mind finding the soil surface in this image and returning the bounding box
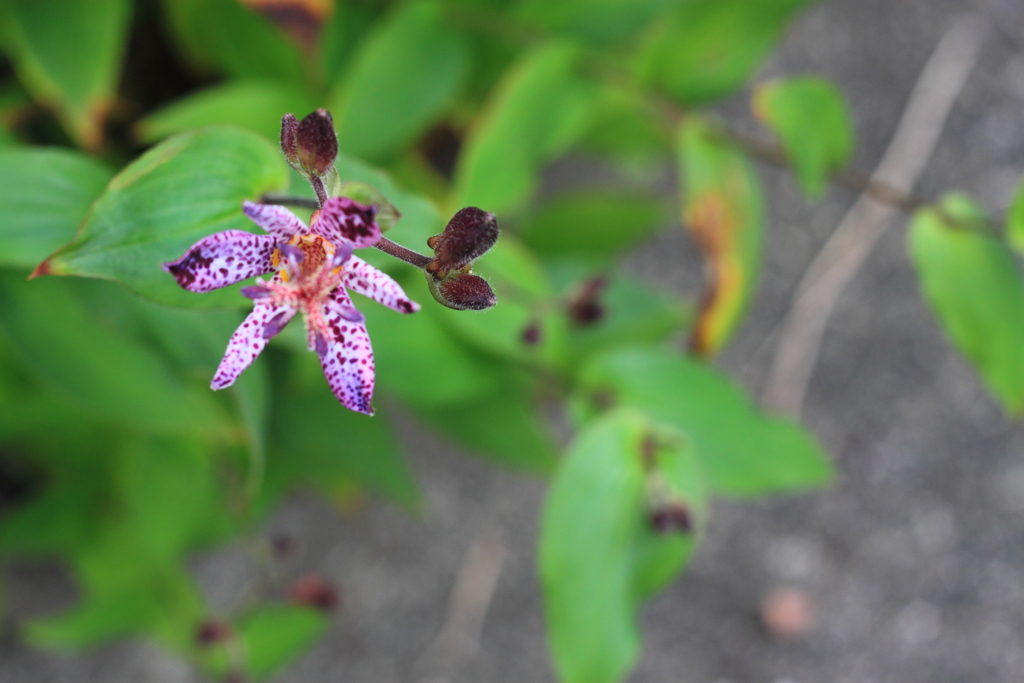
[4,1,1024,681]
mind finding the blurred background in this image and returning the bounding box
[3,0,1024,682]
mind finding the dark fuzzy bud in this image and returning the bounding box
[567,276,607,327]
[427,271,497,311]
[196,619,233,647]
[649,502,693,534]
[282,109,338,178]
[280,113,300,167]
[288,573,340,612]
[426,207,499,279]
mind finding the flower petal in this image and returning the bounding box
[242,201,307,240]
[318,288,375,415]
[313,197,381,248]
[211,302,294,389]
[163,230,278,293]
[343,256,420,314]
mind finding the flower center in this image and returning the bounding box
[258,233,359,355]
[272,233,338,283]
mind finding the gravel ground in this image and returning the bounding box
[5,1,1024,681]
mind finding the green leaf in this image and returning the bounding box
[361,275,502,407]
[577,83,671,162]
[0,0,131,148]
[578,347,833,496]
[159,0,305,82]
[412,387,559,474]
[319,1,377,86]
[517,190,671,262]
[0,148,112,269]
[1006,177,1024,256]
[118,301,270,486]
[264,382,419,510]
[0,273,233,437]
[540,408,706,683]
[677,118,765,356]
[0,476,104,557]
[429,234,567,367]
[136,81,317,145]
[565,275,691,363]
[909,193,1024,415]
[116,437,225,561]
[633,0,815,105]
[42,127,290,308]
[475,233,550,298]
[515,0,677,46]
[430,296,552,365]
[330,0,469,161]
[239,605,329,678]
[27,526,204,648]
[27,582,162,648]
[454,42,597,214]
[753,76,854,199]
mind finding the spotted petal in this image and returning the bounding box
[163,230,277,293]
[242,201,307,240]
[343,256,420,314]
[313,197,381,248]
[212,302,296,389]
[318,287,375,414]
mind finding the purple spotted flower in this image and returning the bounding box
[162,197,420,415]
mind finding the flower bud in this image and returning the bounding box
[335,181,401,232]
[426,271,497,311]
[521,321,541,345]
[280,113,300,167]
[281,109,338,178]
[270,534,296,560]
[196,619,233,647]
[567,276,607,327]
[288,573,340,612]
[648,502,693,534]
[426,207,499,279]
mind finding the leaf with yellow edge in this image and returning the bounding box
[677,118,765,356]
[0,0,131,150]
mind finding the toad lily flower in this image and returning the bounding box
[162,197,420,415]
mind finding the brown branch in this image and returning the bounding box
[761,16,987,417]
[719,127,928,214]
[416,534,507,679]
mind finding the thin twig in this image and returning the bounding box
[719,128,928,214]
[761,16,987,417]
[261,193,319,209]
[417,534,507,680]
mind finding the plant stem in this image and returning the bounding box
[310,176,328,208]
[374,236,432,269]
